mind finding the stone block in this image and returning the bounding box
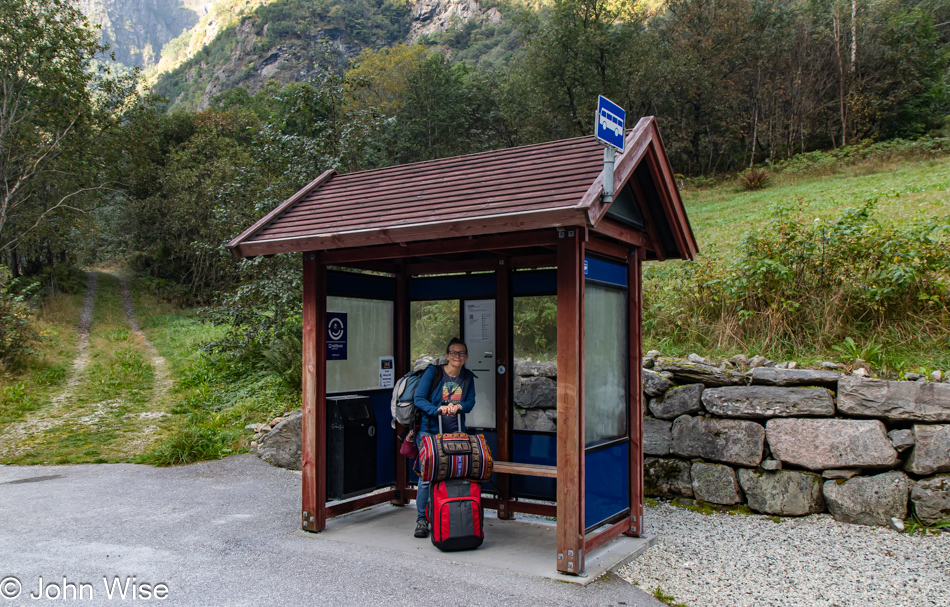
[910,475,950,526]
[888,429,915,453]
[766,419,897,471]
[643,369,673,397]
[671,415,765,467]
[904,425,950,475]
[653,359,748,387]
[257,411,302,470]
[822,472,910,527]
[837,376,950,422]
[513,408,556,432]
[702,386,835,418]
[691,462,743,505]
[644,457,693,498]
[737,469,825,516]
[514,375,556,409]
[514,359,557,378]
[644,417,672,456]
[750,367,841,388]
[649,383,704,420]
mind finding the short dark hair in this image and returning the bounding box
[446,337,467,353]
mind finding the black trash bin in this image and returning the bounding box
[326,395,377,501]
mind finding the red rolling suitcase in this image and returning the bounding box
[426,478,484,551]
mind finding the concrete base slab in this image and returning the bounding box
[296,502,655,586]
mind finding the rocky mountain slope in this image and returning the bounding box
[78,0,205,68]
[79,0,517,109]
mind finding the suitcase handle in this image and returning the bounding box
[438,411,465,435]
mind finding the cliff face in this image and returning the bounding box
[78,0,209,68]
[408,0,503,42]
[83,0,508,110]
[182,22,353,110]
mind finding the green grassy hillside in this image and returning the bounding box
[645,144,950,371]
[683,151,950,252]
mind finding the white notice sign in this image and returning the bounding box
[379,356,395,389]
[465,301,494,345]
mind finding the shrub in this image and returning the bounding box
[142,425,236,466]
[261,329,302,391]
[643,201,950,356]
[740,168,772,190]
[0,267,38,368]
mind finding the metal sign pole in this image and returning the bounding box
[602,146,616,204]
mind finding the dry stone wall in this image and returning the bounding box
[644,357,950,527]
[252,356,950,528]
[513,356,950,528]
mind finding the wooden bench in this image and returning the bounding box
[492,461,558,478]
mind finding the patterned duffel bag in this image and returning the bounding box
[419,430,493,483]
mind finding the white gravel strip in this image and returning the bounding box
[617,501,950,607]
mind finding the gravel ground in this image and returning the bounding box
[617,501,950,607]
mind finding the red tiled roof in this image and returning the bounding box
[228,117,697,259]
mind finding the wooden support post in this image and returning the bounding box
[626,247,645,536]
[495,255,513,520]
[301,252,327,532]
[556,228,585,575]
[392,261,410,506]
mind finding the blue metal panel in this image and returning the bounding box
[365,392,396,487]
[512,270,556,296]
[512,432,557,500]
[327,270,395,300]
[584,442,630,530]
[410,274,495,300]
[331,390,396,487]
[584,256,627,288]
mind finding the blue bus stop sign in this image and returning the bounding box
[595,95,626,153]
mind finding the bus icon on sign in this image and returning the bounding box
[599,107,623,137]
[595,95,626,152]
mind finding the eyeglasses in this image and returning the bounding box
[446,351,468,358]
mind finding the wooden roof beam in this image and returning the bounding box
[319,228,567,266]
[227,169,335,259]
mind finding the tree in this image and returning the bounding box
[345,44,429,117]
[382,54,505,164]
[0,0,109,251]
[513,0,646,142]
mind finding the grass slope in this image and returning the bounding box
[648,153,950,371]
[683,156,950,253]
[0,271,298,465]
[0,273,169,464]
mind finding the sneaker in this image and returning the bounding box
[414,520,429,538]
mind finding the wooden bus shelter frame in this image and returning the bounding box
[228,117,697,576]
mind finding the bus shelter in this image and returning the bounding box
[227,117,697,576]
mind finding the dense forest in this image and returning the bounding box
[2,0,950,371]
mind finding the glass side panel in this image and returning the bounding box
[410,300,460,361]
[326,297,393,393]
[513,295,557,432]
[583,283,627,445]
